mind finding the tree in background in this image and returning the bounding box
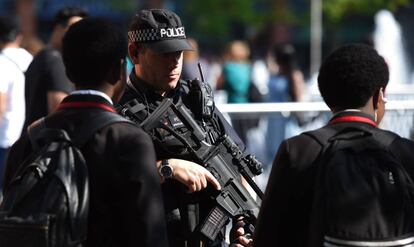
[324,0,409,24]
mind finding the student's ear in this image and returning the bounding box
[379,88,388,104]
[373,87,388,110]
[128,43,139,64]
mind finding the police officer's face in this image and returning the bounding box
[138,47,183,95]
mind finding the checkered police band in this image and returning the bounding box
[128,26,186,43]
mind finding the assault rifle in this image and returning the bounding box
[121,97,263,242]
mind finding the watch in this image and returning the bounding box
[159,159,174,179]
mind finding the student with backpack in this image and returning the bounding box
[1,18,169,247]
[253,44,414,246]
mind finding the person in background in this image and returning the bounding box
[21,36,44,56]
[217,40,253,144]
[4,17,169,247]
[0,15,32,196]
[23,6,88,133]
[182,37,201,80]
[265,44,306,168]
[181,37,211,84]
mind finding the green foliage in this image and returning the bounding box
[106,0,137,12]
[323,0,410,23]
[180,0,319,45]
[181,0,273,42]
[178,0,410,46]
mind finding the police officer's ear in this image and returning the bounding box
[128,43,139,64]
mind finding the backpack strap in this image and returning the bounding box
[304,125,399,150]
[370,128,399,150]
[71,111,132,147]
[303,126,338,147]
[19,111,131,212]
[20,112,131,196]
[28,111,132,148]
[301,127,336,246]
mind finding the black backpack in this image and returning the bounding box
[305,126,414,247]
[0,111,130,247]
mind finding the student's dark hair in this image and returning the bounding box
[0,15,19,43]
[62,17,127,87]
[317,43,389,110]
[53,6,89,27]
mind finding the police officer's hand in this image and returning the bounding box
[229,216,254,247]
[169,159,221,193]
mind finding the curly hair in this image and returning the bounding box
[317,43,389,110]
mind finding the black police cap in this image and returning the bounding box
[128,9,194,54]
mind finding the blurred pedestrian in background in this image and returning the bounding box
[0,15,32,197]
[265,44,306,168]
[23,6,88,133]
[217,40,253,144]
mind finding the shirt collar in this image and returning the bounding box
[331,109,362,118]
[329,109,376,127]
[70,90,113,105]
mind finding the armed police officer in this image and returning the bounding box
[117,9,258,247]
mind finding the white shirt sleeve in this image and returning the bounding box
[0,66,12,93]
